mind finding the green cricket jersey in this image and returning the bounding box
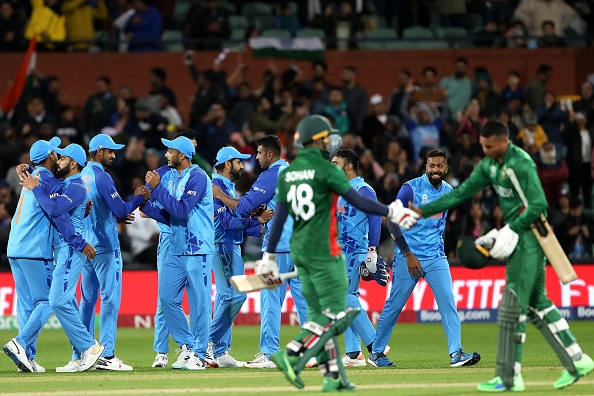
[276,147,352,257]
[421,142,548,234]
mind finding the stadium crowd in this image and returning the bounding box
[1,1,594,269]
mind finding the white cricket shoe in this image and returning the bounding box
[217,351,245,368]
[77,340,105,372]
[56,360,80,373]
[341,353,367,367]
[30,359,46,372]
[243,352,276,369]
[152,353,168,368]
[204,342,219,368]
[3,338,33,372]
[182,353,205,370]
[96,356,133,371]
[171,345,192,369]
[305,357,318,368]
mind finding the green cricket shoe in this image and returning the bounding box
[321,377,356,392]
[270,350,304,389]
[553,353,594,389]
[477,374,525,392]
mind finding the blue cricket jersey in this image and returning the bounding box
[32,174,88,250]
[337,177,381,255]
[7,167,60,259]
[147,165,175,235]
[82,161,144,254]
[394,174,452,261]
[149,165,215,256]
[212,174,262,244]
[236,159,293,253]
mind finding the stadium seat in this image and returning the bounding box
[220,1,236,14]
[172,1,192,24]
[415,40,449,49]
[434,27,469,39]
[567,38,587,47]
[229,15,249,30]
[363,15,387,29]
[261,29,292,39]
[253,15,276,30]
[358,28,398,50]
[162,30,184,52]
[243,2,272,17]
[402,26,435,39]
[296,28,326,39]
[230,28,246,41]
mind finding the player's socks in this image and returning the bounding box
[346,351,360,359]
[366,343,373,353]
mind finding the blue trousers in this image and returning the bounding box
[75,250,123,359]
[373,256,462,355]
[159,254,212,358]
[259,253,307,356]
[343,252,376,354]
[209,243,247,357]
[50,246,95,355]
[153,232,171,354]
[10,258,53,359]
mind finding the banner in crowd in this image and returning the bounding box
[0,265,593,329]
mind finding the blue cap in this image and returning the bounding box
[215,146,251,166]
[30,136,61,164]
[56,144,87,166]
[161,137,195,159]
[89,134,125,152]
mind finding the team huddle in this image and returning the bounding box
[3,115,594,393]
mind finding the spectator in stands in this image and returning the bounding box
[361,94,388,149]
[249,96,290,135]
[558,197,594,258]
[156,91,183,131]
[16,96,55,138]
[196,101,236,166]
[489,204,504,231]
[387,69,414,122]
[496,107,519,141]
[497,19,536,49]
[516,113,548,156]
[62,0,107,51]
[56,105,84,146]
[537,20,567,47]
[435,0,466,28]
[536,141,570,207]
[277,1,300,37]
[124,98,168,150]
[111,97,135,135]
[440,57,473,122]
[573,81,594,124]
[410,66,446,118]
[124,0,162,52]
[501,70,525,106]
[83,76,117,136]
[127,207,159,267]
[473,73,500,119]
[0,179,17,218]
[535,90,569,152]
[324,87,350,135]
[312,0,363,49]
[406,103,442,164]
[474,19,508,48]
[550,189,571,229]
[228,82,256,129]
[563,111,594,209]
[182,0,231,51]
[526,63,553,111]
[25,0,66,49]
[462,200,490,239]
[0,1,24,52]
[342,66,368,134]
[301,60,331,114]
[513,0,584,37]
[480,0,513,26]
[147,67,176,108]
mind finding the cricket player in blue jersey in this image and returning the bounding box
[143,136,215,370]
[3,138,95,373]
[369,149,481,368]
[212,135,308,369]
[206,146,272,368]
[331,149,389,367]
[16,144,105,373]
[61,134,148,372]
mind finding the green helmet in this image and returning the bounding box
[294,115,339,147]
[456,237,491,270]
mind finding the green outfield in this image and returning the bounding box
[0,323,593,395]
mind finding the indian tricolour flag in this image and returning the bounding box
[249,37,324,61]
[1,35,37,120]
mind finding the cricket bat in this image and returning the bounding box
[230,270,298,292]
[505,168,577,284]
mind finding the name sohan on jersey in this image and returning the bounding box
[285,169,316,182]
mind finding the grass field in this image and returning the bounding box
[0,323,593,395]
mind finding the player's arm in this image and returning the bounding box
[97,171,145,218]
[359,186,381,248]
[419,162,491,217]
[32,182,86,217]
[264,201,289,254]
[139,200,171,225]
[152,170,205,218]
[388,183,413,254]
[235,173,276,216]
[51,212,89,252]
[215,198,260,231]
[507,162,549,233]
[245,224,264,237]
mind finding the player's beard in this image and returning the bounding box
[428,171,445,186]
[230,168,241,181]
[55,163,70,179]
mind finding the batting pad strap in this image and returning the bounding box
[518,314,527,323]
[531,305,555,320]
[548,318,569,333]
[515,333,526,344]
[303,321,326,336]
[567,343,583,358]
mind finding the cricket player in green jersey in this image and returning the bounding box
[257,115,420,392]
[411,119,593,392]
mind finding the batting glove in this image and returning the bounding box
[387,200,420,230]
[365,247,378,273]
[475,228,500,247]
[489,225,519,259]
[255,252,279,278]
[374,256,390,286]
